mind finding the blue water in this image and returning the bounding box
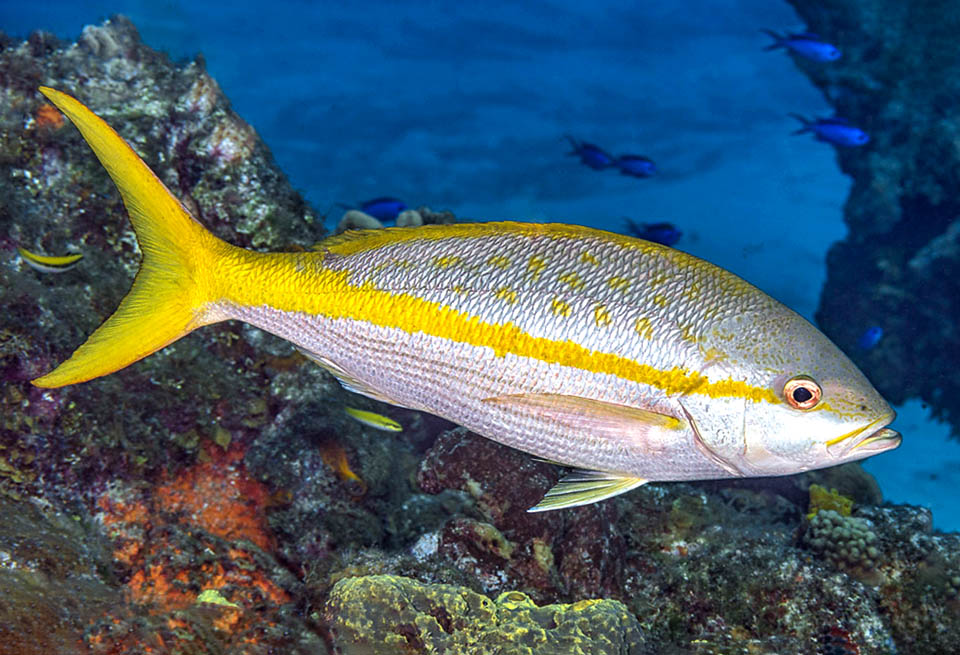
[7,1,957,531]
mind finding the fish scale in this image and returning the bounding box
[32,87,901,511]
[220,227,755,480]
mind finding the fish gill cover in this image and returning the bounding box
[0,3,958,655]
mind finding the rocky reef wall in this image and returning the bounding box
[788,0,960,436]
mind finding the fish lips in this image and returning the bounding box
[826,423,901,459]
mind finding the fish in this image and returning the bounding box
[614,155,657,178]
[623,220,681,247]
[17,247,83,273]
[857,326,883,351]
[790,114,870,147]
[565,135,615,170]
[317,440,367,496]
[31,87,901,512]
[348,197,407,224]
[345,406,403,432]
[762,30,841,62]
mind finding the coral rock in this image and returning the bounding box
[324,574,650,655]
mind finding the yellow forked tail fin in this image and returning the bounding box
[32,87,232,388]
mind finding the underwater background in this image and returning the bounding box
[9,0,954,528]
[3,1,959,653]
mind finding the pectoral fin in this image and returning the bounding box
[297,347,418,410]
[529,469,648,512]
[482,393,683,454]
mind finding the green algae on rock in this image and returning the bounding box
[324,574,650,655]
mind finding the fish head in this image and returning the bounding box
[690,307,900,477]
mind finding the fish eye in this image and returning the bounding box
[783,375,822,410]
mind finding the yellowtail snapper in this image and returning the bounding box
[32,88,901,511]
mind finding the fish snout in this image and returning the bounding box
[825,420,901,459]
[850,427,901,454]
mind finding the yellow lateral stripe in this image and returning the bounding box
[824,423,869,447]
[217,250,778,403]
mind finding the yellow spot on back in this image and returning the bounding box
[558,271,585,291]
[684,280,702,301]
[488,254,511,269]
[703,347,725,363]
[634,317,653,339]
[494,287,518,304]
[527,255,547,281]
[607,276,630,293]
[653,294,668,308]
[649,272,669,288]
[594,304,612,327]
[433,255,463,269]
[580,251,599,266]
[550,297,571,317]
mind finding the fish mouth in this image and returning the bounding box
[825,418,901,458]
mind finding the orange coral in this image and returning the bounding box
[95,442,289,615]
[87,441,294,652]
[154,443,274,550]
[35,103,65,129]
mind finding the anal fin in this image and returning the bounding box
[528,469,648,512]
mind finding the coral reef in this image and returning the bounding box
[2,14,959,655]
[324,574,650,655]
[803,509,881,577]
[786,0,960,435]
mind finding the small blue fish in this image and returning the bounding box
[565,135,615,170]
[790,114,869,147]
[623,219,682,247]
[857,326,883,351]
[340,197,407,223]
[615,154,657,178]
[763,30,841,62]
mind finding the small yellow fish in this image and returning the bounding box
[345,407,402,432]
[317,440,367,497]
[17,247,83,273]
[31,88,900,512]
